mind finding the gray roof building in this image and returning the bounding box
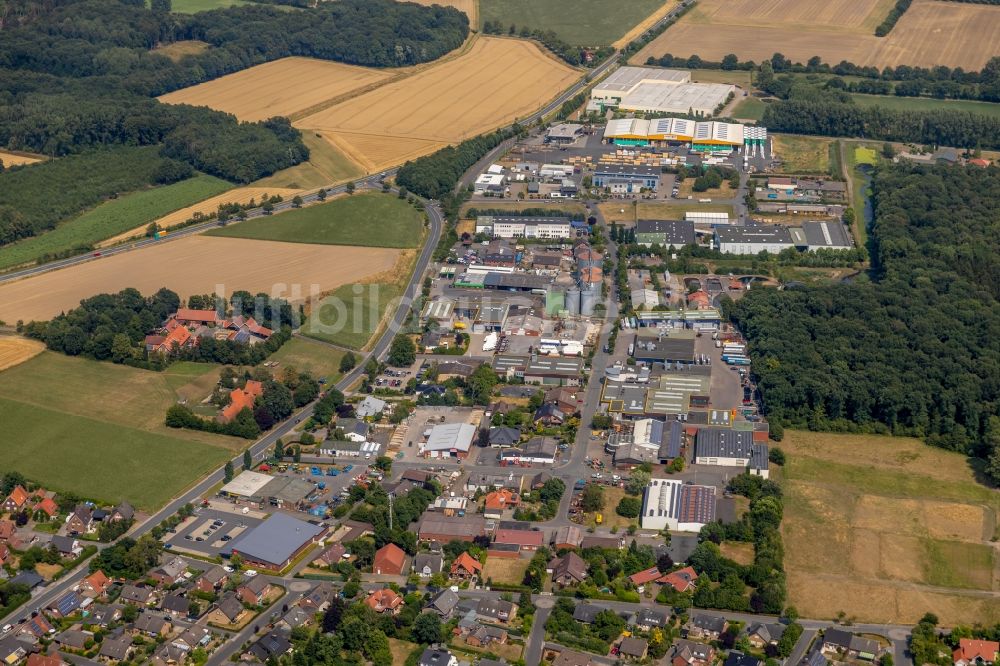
[227,513,325,569]
[799,221,853,250]
[215,594,245,623]
[695,429,767,470]
[632,336,697,363]
[488,427,521,447]
[636,219,696,247]
[427,589,460,617]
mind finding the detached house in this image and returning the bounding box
[364,588,403,615]
[81,570,111,598]
[954,639,999,666]
[218,381,264,424]
[372,543,407,576]
[672,639,716,666]
[687,613,727,640]
[450,552,483,581]
[413,553,443,577]
[237,576,271,606]
[66,505,95,535]
[195,566,228,594]
[109,503,134,524]
[747,623,786,649]
[1,486,29,513]
[483,489,519,520]
[150,557,187,587]
[547,552,588,588]
[659,566,698,592]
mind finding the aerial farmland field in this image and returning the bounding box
[158,57,398,122]
[779,430,1000,625]
[296,36,580,172]
[0,337,45,372]
[0,236,402,323]
[632,0,1000,70]
[480,0,670,46]
[0,150,45,167]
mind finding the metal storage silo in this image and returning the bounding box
[580,285,599,316]
[566,287,581,316]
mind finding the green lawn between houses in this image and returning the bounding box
[0,174,231,271]
[205,191,424,249]
[479,0,667,46]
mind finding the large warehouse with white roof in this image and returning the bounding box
[590,67,736,116]
[603,117,765,153]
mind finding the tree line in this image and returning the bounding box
[874,0,912,36]
[480,20,611,67]
[727,164,1000,479]
[20,287,298,369]
[647,52,1000,103]
[761,99,1000,150]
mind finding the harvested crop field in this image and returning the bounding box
[102,187,302,246]
[0,150,45,167]
[296,37,579,170]
[0,236,402,323]
[780,430,1000,625]
[0,337,45,372]
[159,57,397,122]
[255,132,363,190]
[631,0,1000,71]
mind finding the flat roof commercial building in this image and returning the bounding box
[640,478,717,532]
[546,123,584,143]
[636,219,696,247]
[694,429,769,478]
[418,514,486,543]
[604,117,764,153]
[475,216,574,240]
[796,221,853,250]
[593,164,660,192]
[422,423,476,459]
[523,356,585,386]
[228,513,326,570]
[591,67,734,117]
[715,225,794,255]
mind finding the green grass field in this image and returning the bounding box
[206,192,424,248]
[266,336,346,383]
[851,94,1000,119]
[0,175,231,271]
[732,97,766,121]
[854,146,878,166]
[480,0,667,46]
[0,353,241,508]
[169,0,248,13]
[303,281,404,350]
[254,131,363,190]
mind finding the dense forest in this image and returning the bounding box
[0,0,468,248]
[20,287,297,369]
[761,99,1000,150]
[728,165,1000,478]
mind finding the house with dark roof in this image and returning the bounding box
[725,651,762,666]
[119,585,155,606]
[802,649,827,666]
[672,639,716,666]
[573,603,603,624]
[634,608,669,630]
[413,552,443,577]
[66,505,94,535]
[54,630,91,651]
[159,594,191,618]
[488,427,521,448]
[237,576,271,606]
[299,582,334,612]
[427,589,459,618]
[477,598,517,624]
[620,637,648,660]
[50,535,82,558]
[110,503,134,523]
[99,637,133,662]
[821,629,853,654]
[133,613,171,637]
[248,632,292,662]
[687,613,727,640]
[419,647,458,666]
[279,606,312,631]
[213,594,246,625]
[48,591,82,618]
[150,556,187,586]
[747,623,786,649]
[195,566,228,593]
[547,552,588,587]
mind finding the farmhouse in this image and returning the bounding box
[635,219,696,248]
[227,512,326,570]
[694,429,769,478]
[954,639,999,666]
[450,552,483,580]
[714,225,794,255]
[590,67,734,116]
[640,478,717,531]
[218,380,264,423]
[372,543,406,576]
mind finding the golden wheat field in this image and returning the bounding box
[632,0,1000,70]
[0,150,45,167]
[0,337,46,372]
[158,57,397,122]
[296,37,579,170]
[0,237,402,323]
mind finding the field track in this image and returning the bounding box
[158,57,396,122]
[0,236,402,323]
[632,0,1000,70]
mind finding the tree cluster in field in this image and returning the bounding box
[762,98,1000,149]
[20,287,297,369]
[0,146,186,250]
[396,125,522,200]
[728,165,1000,478]
[687,473,785,614]
[90,534,162,580]
[874,0,912,36]
[480,20,612,67]
[650,52,1000,103]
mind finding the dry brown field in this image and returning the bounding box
[0,237,402,323]
[631,0,1000,71]
[153,40,210,61]
[719,541,755,566]
[99,186,302,247]
[296,37,579,169]
[481,556,531,585]
[612,0,679,48]
[779,430,1000,625]
[0,337,45,372]
[0,150,45,167]
[322,132,446,173]
[158,57,396,122]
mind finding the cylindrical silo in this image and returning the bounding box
[566,287,581,316]
[580,286,598,316]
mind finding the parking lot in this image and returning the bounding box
[163,507,263,557]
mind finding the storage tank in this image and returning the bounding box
[580,286,599,316]
[566,287,581,316]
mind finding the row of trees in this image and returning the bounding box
[647,53,1000,102]
[729,165,1000,476]
[874,0,912,36]
[480,21,611,67]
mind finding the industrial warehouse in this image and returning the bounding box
[589,67,736,116]
[603,117,767,154]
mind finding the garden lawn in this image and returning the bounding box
[266,336,346,383]
[732,97,766,121]
[480,0,668,46]
[0,174,231,271]
[206,192,423,248]
[303,281,404,350]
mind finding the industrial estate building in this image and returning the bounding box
[589,67,735,116]
[694,429,769,478]
[715,222,853,254]
[603,117,766,154]
[593,164,661,193]
[227,513,326,570]
[635,219,696,247]
[639,478,717,531]
[475,216,574,239]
